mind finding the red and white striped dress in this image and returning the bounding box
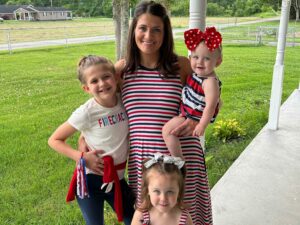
[122,66,213,225]
[141,209,190,225]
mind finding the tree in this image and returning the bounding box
[120,0,129,59]
[113,0,129,60]
[112,0,121,60]
[291,0,300,21]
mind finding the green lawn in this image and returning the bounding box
[0,42,299,224]
[0,16,272,44]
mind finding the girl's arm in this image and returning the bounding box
[48,122,82,161]
[193,77,220,137]
[49,122,104,175]
[131,210,143,225]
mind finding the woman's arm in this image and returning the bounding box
[131,210,143,225]
[178,55,192,85]
[170,56,196,137]
[115,59,126,87]
[49,122,104,175]
[186,212,194,225]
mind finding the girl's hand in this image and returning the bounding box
[170,117,198,137]
[83,150,105,176]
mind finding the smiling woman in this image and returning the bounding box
[134,13,164,63]
[114,1,213,224]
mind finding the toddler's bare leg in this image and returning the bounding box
[162,116,186,158]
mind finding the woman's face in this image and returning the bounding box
[134,13,164,57]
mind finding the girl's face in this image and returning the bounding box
[82,64,117,107]
[190,42,222,77]
[147,169,179,214]
[134,13,164,58]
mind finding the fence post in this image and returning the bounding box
[256,26,263,45]
[64,26,68,47]
[292,27,295,47]
[6,29,12,54]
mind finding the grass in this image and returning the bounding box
[0,41,299,224]
[0,16,271,44]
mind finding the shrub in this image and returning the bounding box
[213,119,246,143]
[207,3,225,16]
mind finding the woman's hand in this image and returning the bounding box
[78,135,104,175]
[83,150,104,175]
[170,117,198,137]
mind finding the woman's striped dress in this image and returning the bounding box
[122,66,213,225]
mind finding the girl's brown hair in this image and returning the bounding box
[137,157,186,212]
[123,0,179,77]
[77,55,115,84]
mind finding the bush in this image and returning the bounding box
[207,3,225,16]
[170,1,189,16]
[213,119,246,143]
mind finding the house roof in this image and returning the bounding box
[32,7,70,12]
[0,5,70,14]
[0,5,22,14]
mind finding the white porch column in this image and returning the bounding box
[189,0,206,30]
[268,0,291,130]
[189,0,207,150]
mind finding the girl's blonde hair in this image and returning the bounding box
[137,157,186,212]
[77,55,115,84]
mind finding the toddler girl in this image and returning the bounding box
[163,27,223,157]
[131,153,193,225]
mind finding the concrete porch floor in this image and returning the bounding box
[211,89,300,225]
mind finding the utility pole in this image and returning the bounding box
[50,0,53,7]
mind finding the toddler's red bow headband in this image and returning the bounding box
[184,27,222,52]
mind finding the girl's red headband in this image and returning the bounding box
[184,27,222,52]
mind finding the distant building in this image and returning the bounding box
[0,5,72,21]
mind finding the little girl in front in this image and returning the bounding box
[48,55,134,225]
[131,153,193,225]
[163,27,223,157]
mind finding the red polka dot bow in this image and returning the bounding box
[184,26,222,52]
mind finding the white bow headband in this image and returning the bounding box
[144,153,185,169]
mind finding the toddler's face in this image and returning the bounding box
[147,170,179,213]
[190,42,222,77]
[82,64,117,107]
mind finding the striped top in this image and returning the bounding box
[122,66,213,225]
[181,73,222,122]
[140,209,190,225]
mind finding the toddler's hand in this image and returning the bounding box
[193,124,205,137]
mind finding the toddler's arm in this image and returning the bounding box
[193,77,220,137]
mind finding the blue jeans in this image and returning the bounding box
[76,174,135,225]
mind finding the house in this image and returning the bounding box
[0,5,20,20]
[0,5,72,21]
